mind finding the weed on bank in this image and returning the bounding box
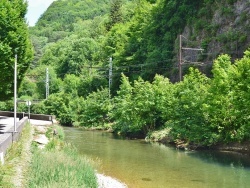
[27,126,98,188]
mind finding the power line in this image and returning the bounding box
[179,35,204,81]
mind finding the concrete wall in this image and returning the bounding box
[0,117,28,164]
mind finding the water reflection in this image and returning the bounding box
[187,150,250,169]
[64,127,250,188]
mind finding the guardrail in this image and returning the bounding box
[0,111,55,122]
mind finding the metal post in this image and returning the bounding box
[28,102,30,123]
[14,54,17,132]
[179,35,182,82]
[46,68,49,99]
[109,57,112,98]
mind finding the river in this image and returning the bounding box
[64,127,250,188]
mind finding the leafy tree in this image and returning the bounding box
[29,35,48,68]
[78,75,108,98]
[205,54,234,142]
[207,52,250,142]
[106,0,123,31]
[229,51,250,140]
[111,74,134,134]
[0,0,33,100]
[44,93,73,125]
[18,76,37,99]
[153,74,176,128]
[78,89,111,127]
[169,68,211,145]
[63,74,80,97]
[39,36,101,79]
[20,65,62,99]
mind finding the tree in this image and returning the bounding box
[106,0,123,31]
[0,0,33,100]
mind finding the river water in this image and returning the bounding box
[64,127,250,188]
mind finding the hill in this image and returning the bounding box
[29,0,250,82]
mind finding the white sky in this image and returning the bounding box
[25,0,56,26]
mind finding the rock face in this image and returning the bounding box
[179,0,250,67]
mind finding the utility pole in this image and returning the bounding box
[46,68,49,99]
[179,35,182,82]
[109,57,112,98]
[14,54,17,132]
[179,35,204,81]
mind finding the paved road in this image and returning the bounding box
[0,116,52,153]
[0,116,52,133]
[0,116,19,133]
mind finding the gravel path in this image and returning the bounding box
[12,125,33,187]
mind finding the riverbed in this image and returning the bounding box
[64,127,250,188]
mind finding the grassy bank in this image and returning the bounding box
[0,123,32,187]
[27,145,97,187]
[27,125,98,188]
[0,123,98,188]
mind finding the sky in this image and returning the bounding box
[25,0,56,26]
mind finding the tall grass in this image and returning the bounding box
[0,123,98,187]
[27,126,98,188]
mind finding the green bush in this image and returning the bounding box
[44,93,73,126]
[78,88,111,128]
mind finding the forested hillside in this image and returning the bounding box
[1,0,249,148]
[29,0,250,83]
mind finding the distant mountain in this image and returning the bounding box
[36,0,110,31]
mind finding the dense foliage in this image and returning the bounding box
[2,0,248,147]
[16,51,250,147]
[111,52,250,145]
[0,0,33,100]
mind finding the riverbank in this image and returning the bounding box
[0,123,127,187]
[146,128,250,155]
[83,126,250,156]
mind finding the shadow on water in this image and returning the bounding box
[93,130,250,170]
[187,150,250,169]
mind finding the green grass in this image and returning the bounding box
[27,145,97,188]
[27,126,98,188]
[0,123,32,188]
[0,123,98,188]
